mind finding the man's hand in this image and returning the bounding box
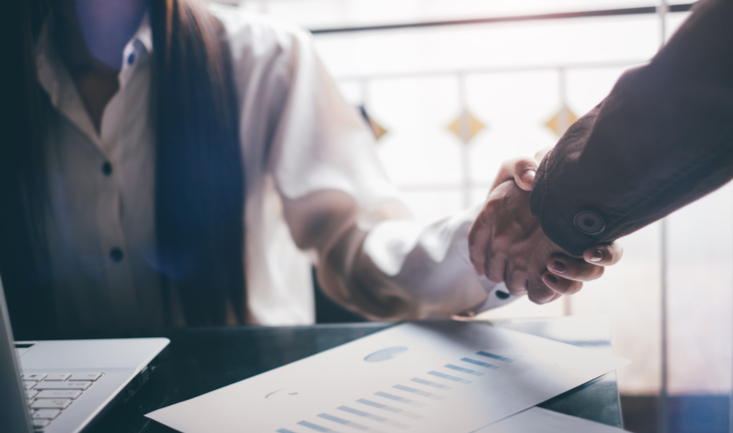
[468,155,622,304]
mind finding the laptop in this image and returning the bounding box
[0,277,169,433]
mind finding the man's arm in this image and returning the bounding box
[530,0,733,256]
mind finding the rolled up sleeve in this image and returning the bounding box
[271,30,516,320]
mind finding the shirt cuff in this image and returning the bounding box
[529,156,597,256]
[451,204,520,318]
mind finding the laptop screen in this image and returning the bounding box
[0,276,34,433]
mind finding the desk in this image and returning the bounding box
[27,315,622,432]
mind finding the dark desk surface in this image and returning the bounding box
[36,315,622,432]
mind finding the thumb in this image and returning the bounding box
[514,158,539,191]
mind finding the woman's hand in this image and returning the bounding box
[468,153,623,303]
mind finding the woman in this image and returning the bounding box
[2,0,606,333]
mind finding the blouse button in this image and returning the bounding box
[127,52,136,65]
[102,161,113,176]
[110,248,124,263]
[573,211,605,235]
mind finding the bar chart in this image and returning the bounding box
[147,322,628,433]
[278,349,532,433]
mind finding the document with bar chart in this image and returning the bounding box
[146,321,629,433]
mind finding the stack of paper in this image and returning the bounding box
[147,321,630,433]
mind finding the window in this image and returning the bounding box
[228,0,730,428]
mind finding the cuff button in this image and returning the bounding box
[573,211,605,235]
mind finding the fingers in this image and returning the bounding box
[485,253,507,283]
[512,158,539,191]
[504,269,528,296]
[528,284,564,304]
[528,261,586,305]
[546,255,605,282]
[527,279,558,304]
[583,243,624,266]
[542,271,584,295]
[490,159,519,191]
[467,212,493,275]
[546,292,562,303]
[533,147,552,162]
[489,156,538,191]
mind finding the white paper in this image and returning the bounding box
[477,407,630,433]
[147,321,628,433]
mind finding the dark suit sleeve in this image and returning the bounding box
[529,0,733,256]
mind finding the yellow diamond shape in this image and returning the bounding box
[359,106,388,141]
[368,117,388,141]
[545,105,579,136]
[448,110,486,144]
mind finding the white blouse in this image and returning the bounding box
[34,5,515,329]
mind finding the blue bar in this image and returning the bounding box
[393,384,443,399]
[338,406,410,430]
[318,414,371,431]
[277,430,297,433]
[374,392,425,407]
[339,406,374,418]
[358,398,391,410]
[298,421,339,433]
[445,364,483,376]
[460,357,498,369]
[339,406,385,422]
[357,399,423,420]
[410,377,451,389]
[428,371,471,384]
[476,351,513,363]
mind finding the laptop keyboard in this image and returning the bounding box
[23,371,104,431]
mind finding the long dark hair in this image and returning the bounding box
[1,0,246,332]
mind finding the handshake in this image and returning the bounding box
[468,151,622,305]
